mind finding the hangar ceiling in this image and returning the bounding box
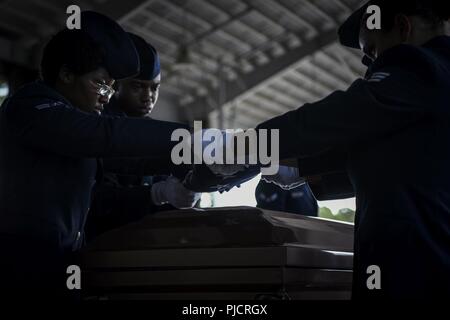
[0,0,366,126]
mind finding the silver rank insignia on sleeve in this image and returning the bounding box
[367,72,391,82]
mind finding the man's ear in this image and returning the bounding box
[58,65,74,85]
[395,14,412,42]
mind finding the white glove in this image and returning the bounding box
[193,129,248,176]
[151,176,201,209]
[261,166,305,190]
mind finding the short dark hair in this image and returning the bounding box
[40,29,106,85]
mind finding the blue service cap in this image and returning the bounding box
[338,1,371,49]
[128,33,161,80]
[81,11,140,80]
[338,0,405,49]
[338,0,449,49]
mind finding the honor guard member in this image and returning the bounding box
[0,12,191,298]
[257,0,450,299]
[206,0,450,299]
[86,34,200,241]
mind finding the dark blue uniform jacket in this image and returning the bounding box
[257,36,450,298]
[86,99,177,242]
[0,81,188,252]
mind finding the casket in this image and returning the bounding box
[81,207,354,300]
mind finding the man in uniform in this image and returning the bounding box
[86,34,200,241]
[209,0,450,299]
[0,12,193,298]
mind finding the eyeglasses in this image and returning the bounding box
[91,81,115,99]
